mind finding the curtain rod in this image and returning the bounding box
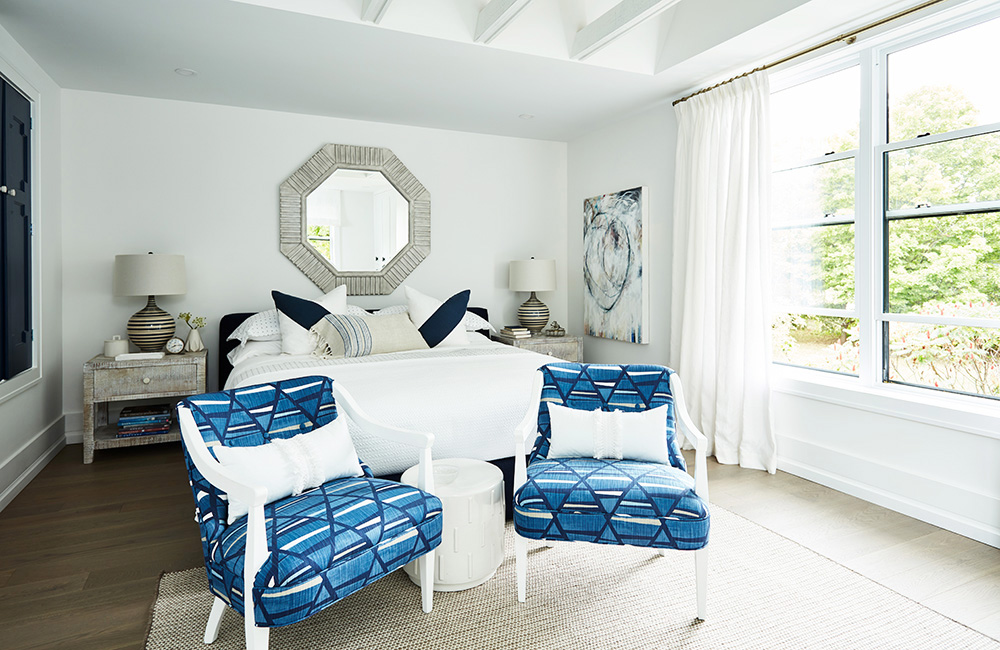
[672,0,950,106]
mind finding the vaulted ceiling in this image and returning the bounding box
[0,0,921,140]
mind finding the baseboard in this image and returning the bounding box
[778,440,1000,548]
[0,417,66,512]
[64,410,82,444]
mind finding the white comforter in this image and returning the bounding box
[226,341,552,475]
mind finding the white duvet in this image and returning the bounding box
[226,340,552,475]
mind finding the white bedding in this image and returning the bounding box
[226,340,552,475]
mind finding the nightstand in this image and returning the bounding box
[492,333,583,362]
[82,350,207,463]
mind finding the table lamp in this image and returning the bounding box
[113,253,186,352]
[509,258,556,334]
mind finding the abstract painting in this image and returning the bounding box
[583,187,648,343]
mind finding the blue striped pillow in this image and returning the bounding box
[311,312,428,358]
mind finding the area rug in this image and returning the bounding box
[146,507,999,649]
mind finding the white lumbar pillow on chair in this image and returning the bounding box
[546,403,671,464]
[213,415,364,524]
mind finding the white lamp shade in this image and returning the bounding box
[509,258,556,292]
[113,254,187,296]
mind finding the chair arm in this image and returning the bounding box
[512,372,544,491]
[332,383,434,450]
[177,405,269,509]
[668,374,710,502]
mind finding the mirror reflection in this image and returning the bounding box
[305,169,409,272]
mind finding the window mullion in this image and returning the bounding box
[856,48,879,388]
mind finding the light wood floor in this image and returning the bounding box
[0,443,997,649]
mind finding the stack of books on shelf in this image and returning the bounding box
[116,404,172,438]
[500,326,531,339]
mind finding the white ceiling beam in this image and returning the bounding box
[571,0,681,60]
[475,0,534,44]
[360,0,393,24]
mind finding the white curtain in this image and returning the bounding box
[670,72,776,473]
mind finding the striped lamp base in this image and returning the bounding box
[517,292,550,335]
[127,296,176,352]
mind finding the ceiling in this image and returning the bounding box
[0,0,924,141]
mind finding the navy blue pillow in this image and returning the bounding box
[419,289,471,348]
[272,290,330,330]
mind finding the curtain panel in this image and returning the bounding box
[670,72,777,473]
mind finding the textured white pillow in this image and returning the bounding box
[546,403,670,464]
[213,415,364,524]
[277,285,349,355]
[462,311,495,332]
[228,310,282,344]
[374,304,408,316]
[404,286,470,347]
[346,304,371,317]
[226,339,282,367]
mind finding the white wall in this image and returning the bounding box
[567,100,1000,547]
[0,25,64,508]
[567,103,676,365]
[59,91,567,422]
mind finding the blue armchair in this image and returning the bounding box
[513,363,710,619]
[176,375,442,650]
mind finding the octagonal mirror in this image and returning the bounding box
[280,144,430,295]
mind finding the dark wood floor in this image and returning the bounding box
[1,443,998,649]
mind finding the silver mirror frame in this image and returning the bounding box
[280,144,430,295]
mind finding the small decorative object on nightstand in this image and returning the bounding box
[82,350,206,463]
[178,312,206,352]
[114,252,186,351]
[493,332,582,362]
[509,257,556,334]
[544,321,566,337]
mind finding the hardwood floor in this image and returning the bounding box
[1,444,997,649]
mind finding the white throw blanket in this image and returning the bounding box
[228,344,550,475]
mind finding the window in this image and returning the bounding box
[771,9,1000,399]
[0,77,31,382]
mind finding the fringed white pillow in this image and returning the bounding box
[213,415,364,524]
[546,403,671,464]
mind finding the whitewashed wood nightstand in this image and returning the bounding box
[82,350,207,463]
[492,333,583,362]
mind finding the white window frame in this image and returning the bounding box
[769,0,1000,438]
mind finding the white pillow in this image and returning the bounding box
[546,403,670,464]
[228,310,281,344]
[213,415,364,524]
[404,286,470,347]
[346,304,370,317]
[227,339,282,367]
[277,285,349,355]
[374,304,408,316]
[462,311,495,333]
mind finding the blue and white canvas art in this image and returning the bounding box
[583,186,648,343]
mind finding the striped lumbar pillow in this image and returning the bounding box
[311,312,428,358]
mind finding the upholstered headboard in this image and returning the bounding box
[218,307,491,388]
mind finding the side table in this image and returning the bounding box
[82,350,207,463]
[492,333,583,362]
[402,458,504,591]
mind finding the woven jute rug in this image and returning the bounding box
[146,507,999,649]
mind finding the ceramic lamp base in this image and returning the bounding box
[517,292,549,335]
[127,296,175,352]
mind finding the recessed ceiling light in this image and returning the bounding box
[519,114,534,120]
[174,68,198,77]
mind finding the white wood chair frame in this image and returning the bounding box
[513,371,710,620]
[177,383,437,650]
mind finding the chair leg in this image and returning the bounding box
[657,548,669,557]
[244,614,269,650]
[203,597,226,644]
[419,550,435,613]
[515,534,527,603]
[695,547,708,621]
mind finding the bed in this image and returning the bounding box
[218,308,555,509]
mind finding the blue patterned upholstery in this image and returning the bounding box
[514,364,709,551]
[179,376,443,628]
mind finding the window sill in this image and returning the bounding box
[771,365,1000,441]
[0,366,41,407]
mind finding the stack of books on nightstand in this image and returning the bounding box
[116,404,172,438]
[500,326,531,339]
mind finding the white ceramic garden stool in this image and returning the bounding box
[402,458,504,591]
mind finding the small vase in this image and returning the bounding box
[185,328,205,352]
